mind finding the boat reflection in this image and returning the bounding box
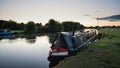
[48,56,65,68]
[0,35,15,40]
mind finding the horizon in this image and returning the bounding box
[0,18,120,27]
[0,0,120,26]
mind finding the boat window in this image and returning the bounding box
[73,36,82,48]
[60,35,67,48]
[63,34,74,50]
[53,36,60,48]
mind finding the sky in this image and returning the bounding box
[0,0,120,26]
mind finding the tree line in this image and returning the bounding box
[0,19,84,34]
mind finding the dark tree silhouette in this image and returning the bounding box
[0,19,85,34]
[25,21,36,34]
[62,21,84,31]
[9,20,17,30]
[0,20,9,29]
[45,19,64,33]
[36,23,43,33]
[62,21,74,31]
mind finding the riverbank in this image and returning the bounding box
[54,28,120,68]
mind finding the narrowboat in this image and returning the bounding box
[48,29,98,61]
[0,29,15,35]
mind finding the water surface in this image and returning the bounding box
[0,34,54,68]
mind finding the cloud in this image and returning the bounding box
[83,14,90,16]
[97,14,120,22]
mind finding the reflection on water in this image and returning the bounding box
[25,35,36,44]
[47,34,56,44]
[0,34,55,68]
[48,56,65,68]
[0,35,16,40]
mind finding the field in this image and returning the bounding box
[54,28,120,68]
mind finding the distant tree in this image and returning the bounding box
[112,25,116,28]
[62,21,84,31]
[0,20,25,30]
[19,23,25,30]
[36,23,43,33]
[36,23,42,27]
[9,20,17,30]
[41,26,48,33]
[0,19,85,33]
[16,23,25,30]
[62,21,74,31]
[79,24,85,29]
[74,22,81,30]
[0,20,9,29]
[45,19,64,33]
[25,21,36,34]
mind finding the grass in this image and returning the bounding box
[12,30,25,33]
[54,28,120,68]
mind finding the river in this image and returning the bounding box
[0,34,55,68]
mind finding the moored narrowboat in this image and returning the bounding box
[0,29,15,35]
[48,29,98,61]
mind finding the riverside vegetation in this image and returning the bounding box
[54,28,120,68]
[0,19,84,34]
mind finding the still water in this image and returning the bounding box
[0,34,54,68]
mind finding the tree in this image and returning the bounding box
[62,21,74,31]
[74,22,81,30]
[19,23,25,30]
[36,23,43,33]
[25,21,36,34]
[0,20,9,29]
[0,20,25,30]
[45,19,64,33]
[16,23,25,30]
[9,20,17,30]
[62,21,84,31]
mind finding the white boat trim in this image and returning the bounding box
[51,52,68,56]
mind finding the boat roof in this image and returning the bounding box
[56,32,72,36]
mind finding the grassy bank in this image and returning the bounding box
[54,28,120,68]
[12,30,25,34]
